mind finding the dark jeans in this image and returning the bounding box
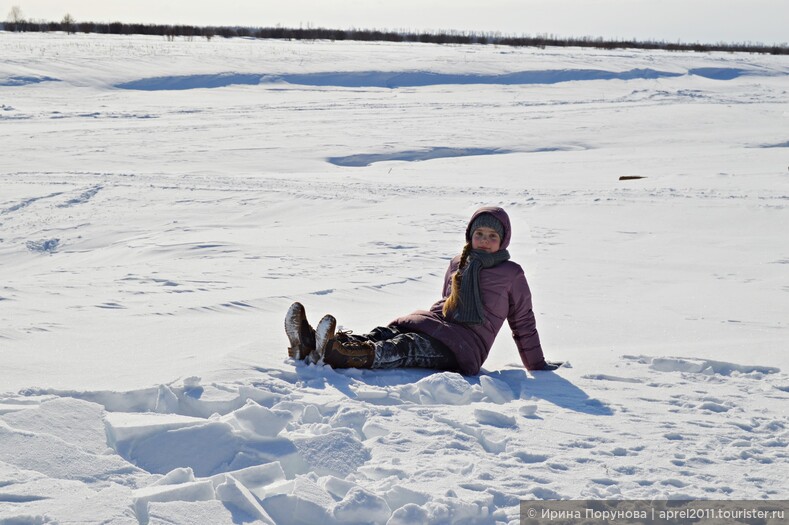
[339,326,458,371]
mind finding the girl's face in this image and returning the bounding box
[471,227,501,253]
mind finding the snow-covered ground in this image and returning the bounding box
[0,32,787,524]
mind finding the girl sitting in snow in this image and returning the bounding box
[285,206,560,374]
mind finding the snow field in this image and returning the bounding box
[1,32,788,523]
[2,357,786,524]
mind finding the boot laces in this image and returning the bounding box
[335,329,353,342]
[334,330,373,352]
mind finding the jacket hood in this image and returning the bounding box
[465,206,511,250]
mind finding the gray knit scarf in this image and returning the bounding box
[452,248,510,325]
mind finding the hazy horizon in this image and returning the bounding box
[3,0,788,45]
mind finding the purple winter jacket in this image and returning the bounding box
[391,207,546,375]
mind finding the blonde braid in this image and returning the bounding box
[442,242,472,317]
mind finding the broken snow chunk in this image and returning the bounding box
[238,385,283,407]
[215,474,276,524]
[643,356,779,376]
[650,358,706,373]
[209,462,286,499]
[384,484,430,510]
[362,419,391,440]
[133,480,215,524]
[252,478,295,501]
[259,476,334,525]
[353,386,391,401]
[104,412,207,455]
[434,495,490,523]
[153,467,196,486]
[2,396,108,455]
[220,399,291,438]
[479,375,514,404]
[0,419,141,482]
[519,404,538,417]
[333,486,392,524]
[183,376,202,388]
[301,404,323,424]
[108,413,294,477]
[132,421,243,476]
[321,475,359,499]
[155,384,180,413]
[271,400,307,421]
[480,433,509,454]
[412,372,481,405]
[474,408,517,428]
[329,406,370,438]
[147,500,235,525]
[292,429,371,477]
[388,503,430,525]
[357,464,408,481]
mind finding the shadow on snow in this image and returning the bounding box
[275,363,613,416]
[113,67,765,91]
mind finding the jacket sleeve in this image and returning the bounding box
[507,266,546,370]
[441,257,460,299]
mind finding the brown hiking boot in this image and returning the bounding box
[284,302,316,361]
[310,314,337,364]
[323,338,375,369]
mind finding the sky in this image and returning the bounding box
[2,0,788,45]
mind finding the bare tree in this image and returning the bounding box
[62,13,75,34]
[6,5,24,31]
[7,5,24,23]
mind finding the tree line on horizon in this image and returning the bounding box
[2,14,787,55]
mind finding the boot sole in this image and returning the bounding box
[285,302,307,359]
[313,314,337,363]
